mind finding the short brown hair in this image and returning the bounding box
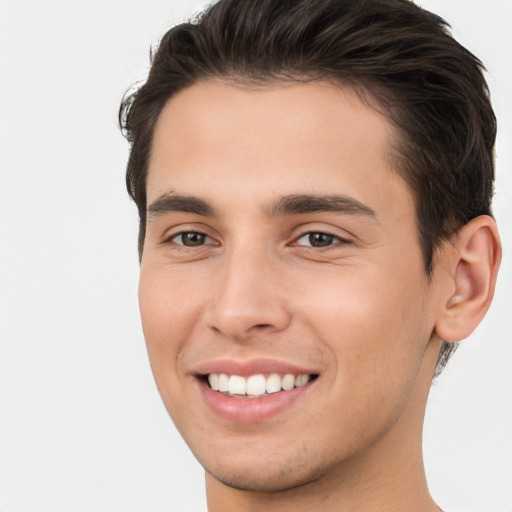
[119,0,496,373]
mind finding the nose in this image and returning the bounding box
[205,246,291,341]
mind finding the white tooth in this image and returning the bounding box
[295,375,301,387]
[228,375,246,395]
[300,374,311,386]
[266,373,282,394]
[282,374,295,391]
[247,374,266,396]
[218,373,229,392]
[208,373,219,391]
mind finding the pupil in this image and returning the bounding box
[309,232,333,247]
[183,232,205,246]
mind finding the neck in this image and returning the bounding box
[205,338,443,512]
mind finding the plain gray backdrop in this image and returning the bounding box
[0,1,511,511]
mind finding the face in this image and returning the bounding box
[140,80,442,492]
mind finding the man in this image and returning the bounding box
[119,0,501,510]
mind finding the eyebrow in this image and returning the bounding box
[147,193,215,218]
[267,194,378,220]
[147,192,378,221]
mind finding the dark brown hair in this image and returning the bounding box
[119,0,496,373]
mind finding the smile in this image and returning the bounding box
[196,359,319,422]
[207,373,313,398]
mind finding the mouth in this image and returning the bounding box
[204,372,317,398]
[195,359,319,422]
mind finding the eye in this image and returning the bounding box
[295,232,346,248]
[169,231,213,247]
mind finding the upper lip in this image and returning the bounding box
[194,358,319,377]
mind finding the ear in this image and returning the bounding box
[435,215,501,342]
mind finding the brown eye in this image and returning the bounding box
[172,231,211,246]
[307,232,335,247]
[294,231,350,249]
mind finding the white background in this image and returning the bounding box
[0,1,510,511]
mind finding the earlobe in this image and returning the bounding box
[435,215,501,342]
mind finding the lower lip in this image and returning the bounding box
[198,379,314,424]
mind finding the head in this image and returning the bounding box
[119,0,500,501]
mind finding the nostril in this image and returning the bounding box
[206,294,292,338]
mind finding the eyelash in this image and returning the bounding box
[293,231,350,250]
[165,231,216,247]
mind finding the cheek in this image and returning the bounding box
[139,263,202,342]
[294,262,431,388]
[138,269,209,432]
[137,268,200,393]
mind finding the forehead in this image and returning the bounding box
[147,80,412,223]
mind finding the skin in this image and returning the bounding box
[139,80,500,511]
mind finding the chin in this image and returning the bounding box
[201,444,335,493]
[207,465,319,493]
